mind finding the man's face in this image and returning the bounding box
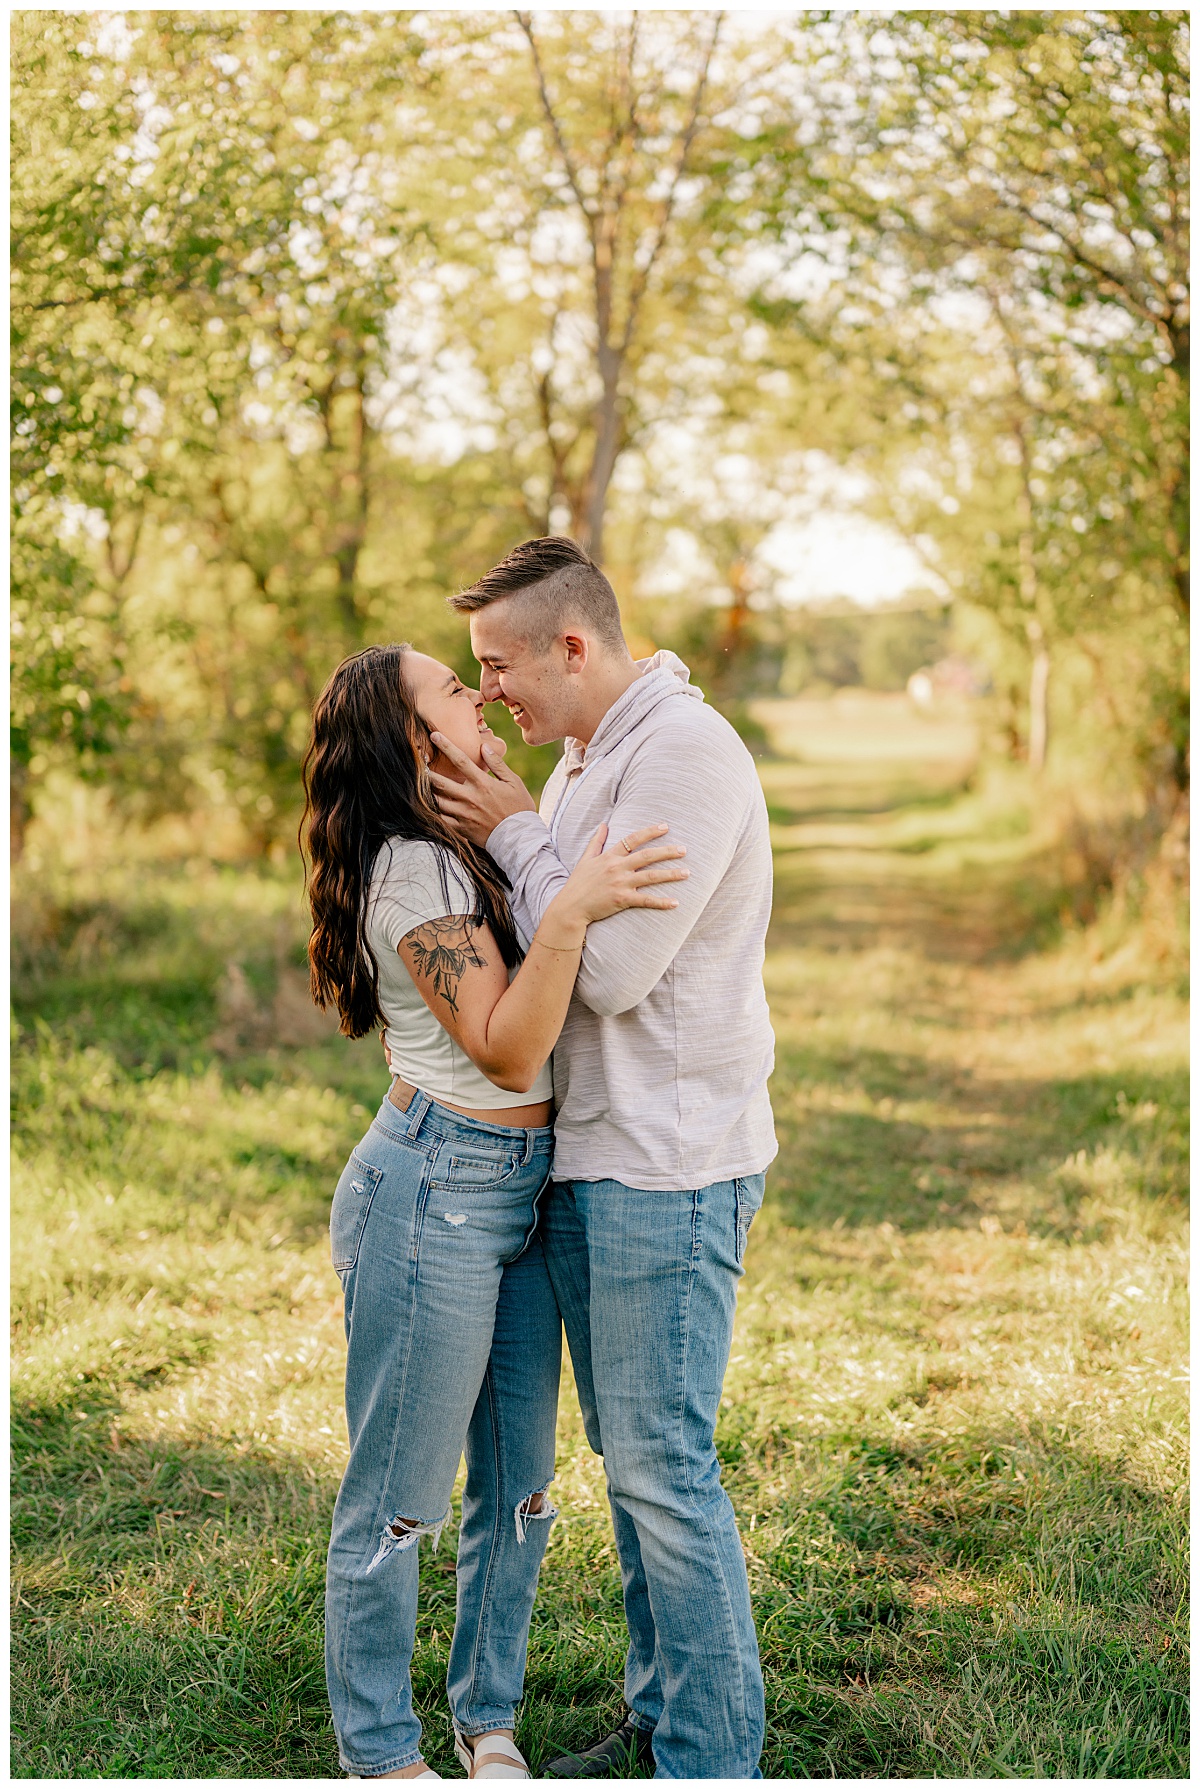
[470,599,573,747]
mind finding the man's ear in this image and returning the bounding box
[562,631,589,674]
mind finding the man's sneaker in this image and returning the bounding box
[543,1718,655,1778]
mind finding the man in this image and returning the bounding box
[428,536,776,1780]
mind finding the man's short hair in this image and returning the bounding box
[449,536,627,655]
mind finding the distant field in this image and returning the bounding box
[11,692,1188,1778]
[753,689,981,771]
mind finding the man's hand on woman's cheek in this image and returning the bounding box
[428,731,537,846]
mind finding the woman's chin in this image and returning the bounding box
[480,731,508,760]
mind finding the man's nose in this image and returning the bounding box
[479,667,502,703]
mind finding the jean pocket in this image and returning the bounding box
[734,1175,765,1267]
[428,1149,523,1190]
[330,1153,383,1273]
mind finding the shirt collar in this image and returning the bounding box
[560,652,701,775]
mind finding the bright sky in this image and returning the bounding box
[761,515,944,609]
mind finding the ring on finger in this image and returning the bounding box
[621,836,634,854]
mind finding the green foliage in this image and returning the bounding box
[12,10,438,848]
[9,532,129,827]
[663,602,951,705]
[858,609,948,692]
[10,11,1188,861]
[730,10,1188,791]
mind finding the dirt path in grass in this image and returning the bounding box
[752,692,1187,1243]
[757,690,1039,962]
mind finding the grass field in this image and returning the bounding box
[11,692,1189,1778]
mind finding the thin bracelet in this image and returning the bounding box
[530,936,583,952]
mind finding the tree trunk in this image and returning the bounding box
[1013,416,1049,773]
[581,224,622,564]
[1028,636,1050,775]
[582,359,621,564]
[717,557,754,692]
[331,358,369,636]
[10,763,30,863]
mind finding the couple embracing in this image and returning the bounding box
[302,537,777,1781]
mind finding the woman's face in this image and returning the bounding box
[403,651,507,774]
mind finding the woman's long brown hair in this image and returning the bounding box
[300,642,522,1038]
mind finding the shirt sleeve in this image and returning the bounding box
[486,737,755,1018]
[370,840,475,953]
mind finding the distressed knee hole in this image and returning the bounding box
[514,1483,558,1543]
[367,1509,448,1573]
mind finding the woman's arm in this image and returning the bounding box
[398,824,686,1092]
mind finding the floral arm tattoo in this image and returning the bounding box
[403,917,488,1020]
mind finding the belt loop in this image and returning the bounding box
[400,1087,433,1139]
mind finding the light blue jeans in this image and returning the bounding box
[324,1088,560,1777]
[542,1174,767,1780]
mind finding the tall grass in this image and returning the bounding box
[11,694,1188,1778]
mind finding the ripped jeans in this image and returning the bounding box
[325,1087,559,1777]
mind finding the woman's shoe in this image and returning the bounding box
[454,1732,530,1779]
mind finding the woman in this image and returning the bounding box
[302,643,687,1782]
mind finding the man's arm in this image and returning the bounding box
[488,745,749,1017]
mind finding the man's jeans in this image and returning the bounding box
[325,1089,560,1777]
[542,1174,767,1779]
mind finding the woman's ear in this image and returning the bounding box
[412,722,434,768]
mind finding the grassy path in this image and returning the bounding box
[11,694,1188,1777]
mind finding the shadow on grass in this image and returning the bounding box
[13,1379,332,1777]
[768,871,1071,965]
[13,1377,439,1780]
[767,817,1117,964]
[737,1423,1188,1777]
[767,1039,1187,1236]
[17,1377,1184,1778]
[12,1378,628,1779]
[766,774,971,829]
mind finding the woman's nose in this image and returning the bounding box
[470,686,484,715]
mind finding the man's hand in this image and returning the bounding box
[428,730,537,847]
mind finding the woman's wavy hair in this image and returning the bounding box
[300,642,522,1038]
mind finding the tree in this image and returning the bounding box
[394,12,792,567]
[734,9,1188,788]
[12,10,437,847]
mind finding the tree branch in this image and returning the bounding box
[1000,187,1179,347]
[621,13,723,356]
[515,11,595,226]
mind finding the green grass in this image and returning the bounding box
[11,693,1188,1777]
